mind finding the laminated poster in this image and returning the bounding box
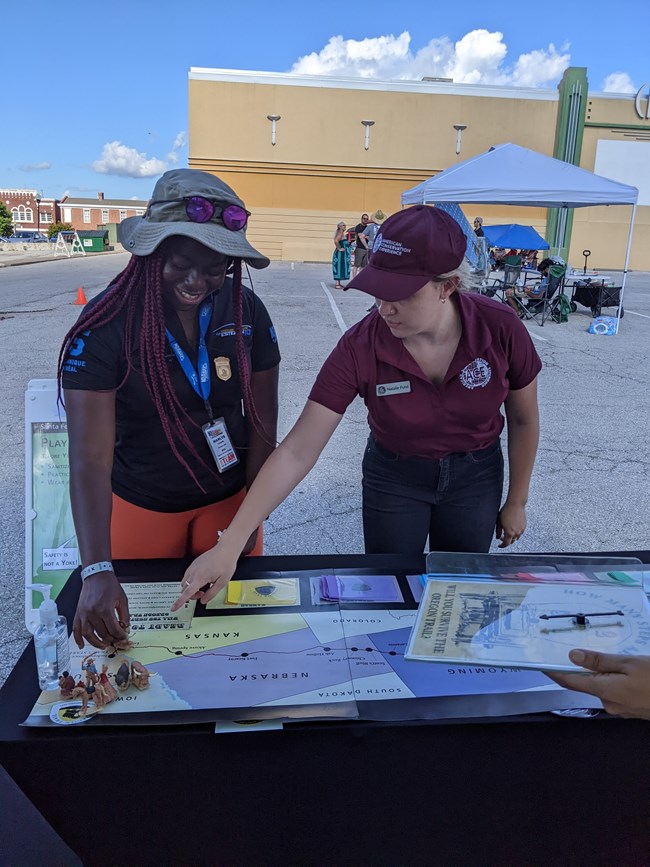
[406,579,650,672]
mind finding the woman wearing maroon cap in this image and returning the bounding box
[174,206,541,610]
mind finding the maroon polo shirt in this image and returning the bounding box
[308,291,542,458]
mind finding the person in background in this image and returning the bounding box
[548,651,650,720]
[58,168,280,650]
[332,221,351,289]
[173,206,541,610]
[505,259,550,314]
[504,248,522,267]
[352,213,370,278]
[473,217,484,237]
[360,209,387,259]
[522,250,538,269]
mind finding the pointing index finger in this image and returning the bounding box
[171,582,194,612]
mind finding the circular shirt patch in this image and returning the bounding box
[459,358,492,389]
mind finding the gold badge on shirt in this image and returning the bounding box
[214,356,232,381]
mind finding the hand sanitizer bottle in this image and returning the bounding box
[27,584,71,690]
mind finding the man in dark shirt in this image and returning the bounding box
[352,213,370,277]
[473,217,484,237]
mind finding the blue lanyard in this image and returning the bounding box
[165,299,213,415]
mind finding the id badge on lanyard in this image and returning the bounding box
[166,300,239,473]
[202,418,240,473]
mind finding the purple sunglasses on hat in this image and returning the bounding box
[149,195,250,231]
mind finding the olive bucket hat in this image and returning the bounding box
[117,169,270,268]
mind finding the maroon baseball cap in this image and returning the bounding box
[347,205,466,301]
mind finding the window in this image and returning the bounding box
[101,209,109,223]
[135,208,145,216]
[11,206,33,224]
[83,209,91,223]
[40,211,52,223]
[63,208,72,222]
[119,210,127,221]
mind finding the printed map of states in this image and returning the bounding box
[28,602,559,725]
[30,569,642,726]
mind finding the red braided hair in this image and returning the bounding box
[231,259,273,444]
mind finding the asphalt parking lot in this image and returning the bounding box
[0,253,648,686]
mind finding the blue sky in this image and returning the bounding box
[3,0,647,201]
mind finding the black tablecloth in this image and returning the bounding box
[1,553,649,867]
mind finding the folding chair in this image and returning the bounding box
[480,263,521,301]
[515,264,567,326]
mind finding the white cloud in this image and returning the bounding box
[510,44,569,87]
[290,30,570,88]
[171,131,187,150]
[602,72,635,93]
[93,141,167,178]
[448,30,508,84]
[93,132,188,177]
[18,162,51,171]
[167,130,187,165]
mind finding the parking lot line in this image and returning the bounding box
[320,281,348,335]
[625,310,650,319]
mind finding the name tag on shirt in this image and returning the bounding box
[376,381,411,397]
[202,417,240,472]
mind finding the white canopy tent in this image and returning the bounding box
[402,143,639,331]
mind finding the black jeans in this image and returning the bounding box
[362,436,504,555]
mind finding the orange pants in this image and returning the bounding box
[110,489,263,559]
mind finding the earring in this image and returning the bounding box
[441,296,447,304]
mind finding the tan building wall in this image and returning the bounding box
[188,69,649,269]
[569,94,650,270]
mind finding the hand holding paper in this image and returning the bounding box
[548,651,650,720]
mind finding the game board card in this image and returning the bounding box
[227,578,300,606]
[322,574,403,603]
[309,576,337,605]
[124,581,195,629]
[319,575,339,601]
[407,575,425,602]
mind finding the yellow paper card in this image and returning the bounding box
[227,579,300,606]
[226,582,242,604]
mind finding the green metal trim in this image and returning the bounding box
[584,122,650,130]
[547,68,589,258]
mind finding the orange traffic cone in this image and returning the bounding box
[75,287,88,305]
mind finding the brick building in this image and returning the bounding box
[1,189,58,233]
[58,193,148,230]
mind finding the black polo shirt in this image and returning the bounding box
[309,291,541,459]
[62,278,280,511]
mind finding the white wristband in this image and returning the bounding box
[80,561,114,581]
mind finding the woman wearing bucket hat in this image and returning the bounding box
[172,205,541,610]
[58,169,280,649]
[360,209,386,259]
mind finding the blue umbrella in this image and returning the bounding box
[482,224,549,250]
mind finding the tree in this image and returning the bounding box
[0,202,13,237]
[47,221,73,239]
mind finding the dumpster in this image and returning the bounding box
[98,222,119,246]
[77,230,108,253]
